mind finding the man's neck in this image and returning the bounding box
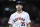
[17,10,23,14]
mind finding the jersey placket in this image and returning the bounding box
[16,13,23,27]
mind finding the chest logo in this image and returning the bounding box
[13,17,25,22]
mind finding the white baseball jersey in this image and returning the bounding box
[8,11,31,27]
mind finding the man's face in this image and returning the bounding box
[16,4,23,10]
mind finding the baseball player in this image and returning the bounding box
[8,1,31,27]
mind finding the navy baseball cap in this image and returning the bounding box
[16,1,23,5]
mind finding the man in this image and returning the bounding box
[8,1,31,27]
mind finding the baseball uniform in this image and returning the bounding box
[8,11,31,27]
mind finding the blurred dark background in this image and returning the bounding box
[0,0,40,27]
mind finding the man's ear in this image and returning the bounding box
[22,6,23,8]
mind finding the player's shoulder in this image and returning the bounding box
[10,12,16,17]
[23,11,29,15]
